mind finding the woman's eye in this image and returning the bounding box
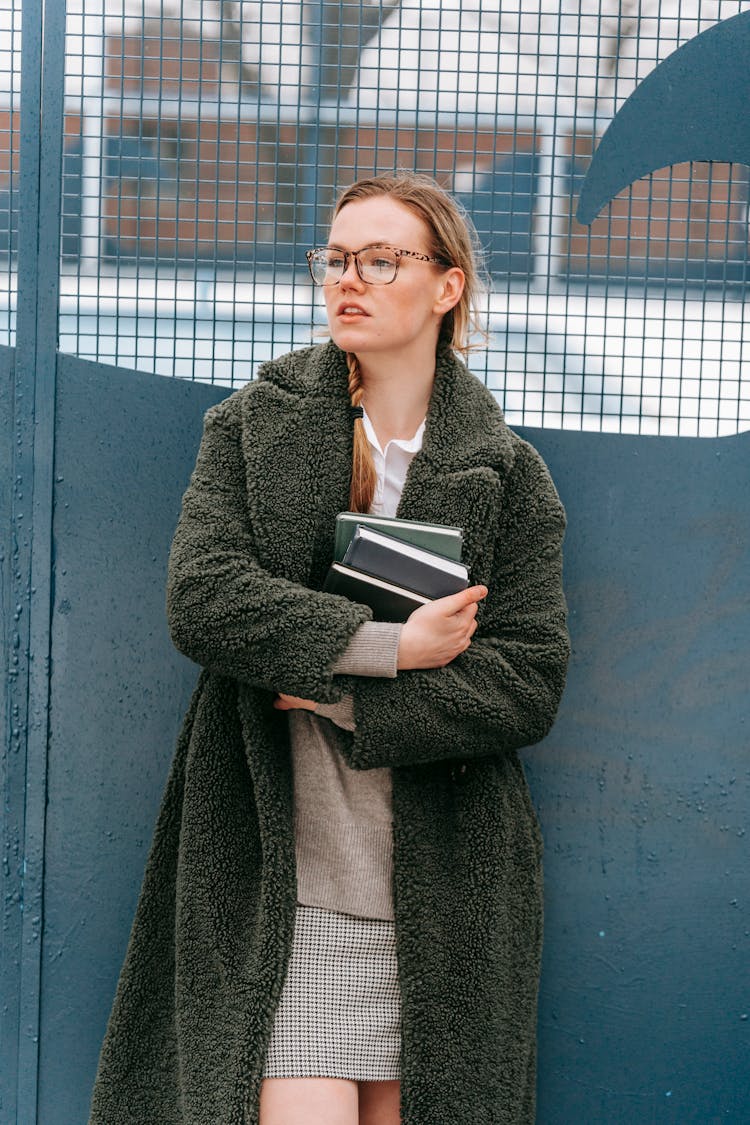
[328,254,346,270]
[372,257,394,271]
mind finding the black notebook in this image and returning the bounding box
[323,562,431,622]
[343,524,469,600]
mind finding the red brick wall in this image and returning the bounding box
[564,132,747,275]
[105,23,222,99]
[0,109,21,188]
[2,24,742,275]
[332,126,533,191]
[102,115,302,257]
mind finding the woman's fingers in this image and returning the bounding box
[273,693,317,711]
[463,619,478,646]
[398,584,488,670]
[436,584,488,617]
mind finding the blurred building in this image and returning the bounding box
[0,1,748,285]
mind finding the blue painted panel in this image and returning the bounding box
[523,427,750,1123]
[38,356,226,1125]
[33,359,749,1122]
[577,10,750,225]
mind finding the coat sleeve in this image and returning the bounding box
[337,442,570,769]
[165,397,373,701]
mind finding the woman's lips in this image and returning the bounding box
[336,303,368,318]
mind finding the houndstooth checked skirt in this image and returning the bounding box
[261,904,402,1080]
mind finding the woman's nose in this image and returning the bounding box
[340,254,364,287]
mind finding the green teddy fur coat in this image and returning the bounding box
[89,340,570,1125]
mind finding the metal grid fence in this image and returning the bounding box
[0,1,19,327]
[2,0,750,434]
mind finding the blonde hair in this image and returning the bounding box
[333,171,487,512]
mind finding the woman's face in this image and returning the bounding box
[322,196,464,366]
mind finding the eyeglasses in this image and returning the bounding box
[306,244,450,287]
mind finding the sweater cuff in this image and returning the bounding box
[330,621,402,678]
[315,695,356,731]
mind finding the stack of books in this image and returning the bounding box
[323,512,468,622]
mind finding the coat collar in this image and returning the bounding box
[240,341,516,589]
[254,339,516,475]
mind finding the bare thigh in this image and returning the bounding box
[358,1080,402,1125]
[259,1077,359,1125]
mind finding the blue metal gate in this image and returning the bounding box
[2,2,749,1122]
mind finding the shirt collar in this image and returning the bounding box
[361,404,426,457]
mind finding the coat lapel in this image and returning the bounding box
[239,341,516,592]
[239,345,354,589]
[395,345,515,587]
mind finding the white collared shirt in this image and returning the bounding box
[361,406,426,517]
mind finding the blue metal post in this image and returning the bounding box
[7,0,66,1119]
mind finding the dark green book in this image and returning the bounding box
[333,511,463,564]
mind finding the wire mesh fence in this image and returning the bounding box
[0,0,20,340]
[2,0,750,434]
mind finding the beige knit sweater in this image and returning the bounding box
[288,407,422,921]
[288,622,403,920]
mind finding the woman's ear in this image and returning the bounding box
[433,267,465,316]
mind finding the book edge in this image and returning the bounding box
[353,524,468,577]
[329,562,432,604]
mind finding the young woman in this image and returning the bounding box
[89,173,569,1125]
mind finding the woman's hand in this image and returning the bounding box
[397,585,489,670]
[273,693,319,712]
